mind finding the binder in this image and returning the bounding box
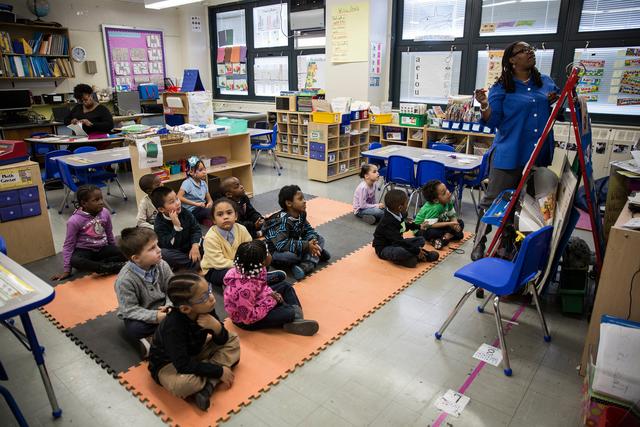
[181,69,204,92]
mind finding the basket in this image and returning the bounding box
[370,113,393,124]
[312,112,341,124]
[159,133,184,145]
[399,113,427,127]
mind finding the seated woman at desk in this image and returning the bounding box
[64,84,114,135]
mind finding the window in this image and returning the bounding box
[253,3,289,48]
[479,0,561,36]
[579,0,640,33]
[215,10,247,96]
[475,48,554,89]
[573,46,640,116]
[294,31,326,50]
[399,50,463,103]
[254,56,289,96]
[297,54,326,89]
[402,0,466,40]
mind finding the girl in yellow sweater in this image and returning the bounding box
[202,198,286,287]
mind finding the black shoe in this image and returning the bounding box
[267,270,287,285]
[300,261,315,274]
[475,288,485,299]
[283,319,319,336]
[319,249,331,262]
[421,250,439,262]
[192,380,215,411]
[99,262,125,275]
[471,243,486,261]
[361,214,377,225]
[397,257,418,268]
[137,337,151,360]
[292,304,304,320]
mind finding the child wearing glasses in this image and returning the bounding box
[148,272,240,412]
[223,240,319,336]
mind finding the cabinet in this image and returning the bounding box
[273,111,311,160]
[0,22,74,84]
[369,122,426,148]
[0,161,55,263]
[307,119,370,182]
[425,127,495,154]
[128,134,253,204]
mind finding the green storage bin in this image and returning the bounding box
[215,118,248,134]
[558,268,588,314]
[399,113,427,128]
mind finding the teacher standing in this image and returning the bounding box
[64,84,114,135]
[471,41,559,261]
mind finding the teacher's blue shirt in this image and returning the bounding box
[482,74,559,170]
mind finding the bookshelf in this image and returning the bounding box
[369,122,427,148]
[273,111,311,160]
[0,22,74,84]
[424,127,494,154]
[307,119,370,182]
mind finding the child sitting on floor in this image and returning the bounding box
[221,176,264,238]
[373,189,439,268]
[177,156,213,224]
[224,240,319,336]
[414,180,464,250]
[115,227,173,358]
[51,185,125,281]
[263,185,330,280]
[353,164,385,225]
[136,173,161,229]
[151,186,202,271]
[201,198,253,287]
[148,273,240,411]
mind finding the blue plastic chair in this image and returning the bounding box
[367,142,387,181]
[31,132,54,157]
[435,226,554,376]
[408,159,448,215]
[41,149,72,209]
[462,147,494,217]
[71,146,128,200]
[0,360,28,427]
[56,159,115,214]
[379,155,415,201]
[431,143,455,152]
[251,124,283,176]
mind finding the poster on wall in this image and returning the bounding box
[412,52,451,98]
[330,2,369,63]
[486,50,503,89]
[102,25,167,91]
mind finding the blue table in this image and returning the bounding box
[0,251,60,423]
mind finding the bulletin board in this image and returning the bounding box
[101,25,167,91]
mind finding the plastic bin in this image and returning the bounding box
[215,118,248,134]
[370,113,393,124]
[312,112,341,124]
[558,268,588,314]
[399,113,427,127]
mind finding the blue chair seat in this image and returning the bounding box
[454,257,518,295]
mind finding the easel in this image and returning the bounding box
[484,65,605,275]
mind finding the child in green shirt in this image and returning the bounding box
[415,180,464,250]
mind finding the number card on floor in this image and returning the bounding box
[434,389,470,417]
[473,343,503,366]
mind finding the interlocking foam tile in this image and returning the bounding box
[250,190,316,217]
[40,274,118,329]
[118,234,471,427]
[304,197,354,227]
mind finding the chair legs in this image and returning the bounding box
[529,282,551,341]
[112,177,128,201]
[435,285,477,339]
[252,150,262,170]
[58,188,71,214]
[492,296,512,376]
[269,150,282,176]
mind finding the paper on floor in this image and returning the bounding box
[434,389,470,417]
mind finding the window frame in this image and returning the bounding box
[209,1,325,102]
[389,0,640,125]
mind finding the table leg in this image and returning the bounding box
[19,313,62,419]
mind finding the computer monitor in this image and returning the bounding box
[0,90,32,111]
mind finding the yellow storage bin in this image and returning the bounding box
[370,113,393,124]
[312,112,341,124]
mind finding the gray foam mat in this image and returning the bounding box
[250,189,316,217]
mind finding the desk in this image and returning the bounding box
[24,135,126,149]
[361,146,482,171]
[54,146,130,168]
[248,128,272,138]
[0,121,63,141]
[0,251,61,418]
[113,113,164,125]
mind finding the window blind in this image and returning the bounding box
[479,0,560,37]
[475,49,554,89]
[579,0,640,32]
[402,0,466,40]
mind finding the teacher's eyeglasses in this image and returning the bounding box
[512,46,536,57]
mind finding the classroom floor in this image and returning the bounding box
[1,157,588,427]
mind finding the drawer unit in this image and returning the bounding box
[0,186,41,222]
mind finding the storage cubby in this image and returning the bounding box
[273,111,312,160]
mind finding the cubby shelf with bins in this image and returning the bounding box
[425,127,495,154]
[307,119,370,182]
[369,122,427,148]
[274,111,311,160]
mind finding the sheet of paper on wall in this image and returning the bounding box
[148,48,162,61]
[130,48,147,62]
[592,319,640,404]
[187,91,214,126]
[67,123,87,136]
[146,34,161,48]
[115,62,131,76]
[412,52,450,98]
[136,137,163,169]
[133,62,149,75]
[112,48,129,62]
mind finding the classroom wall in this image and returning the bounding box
[1,0,184,96]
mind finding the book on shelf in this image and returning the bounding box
[0,29,69,56]
[0,54,74,78]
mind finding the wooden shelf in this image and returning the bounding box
[0,76,67,80]
[2,53,70,58]
[162,161,251,184]
[426,127,495,137]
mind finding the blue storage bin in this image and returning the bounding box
[0,205,22,222]
[341,114,351,125]
[20,202,41,218]
[138,83,159,100]
[18,186,39,204]
[0,190,19,207]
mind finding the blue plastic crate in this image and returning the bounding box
[482,189,515,226]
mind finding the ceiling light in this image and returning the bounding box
[144,0,201,10]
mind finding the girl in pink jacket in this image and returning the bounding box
[223,240,319,336]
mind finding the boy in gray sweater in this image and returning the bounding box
[115,227,173,358]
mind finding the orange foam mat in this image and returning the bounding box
[40,274,118,329]
[304,197,354,227]
[119,233,472,427]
